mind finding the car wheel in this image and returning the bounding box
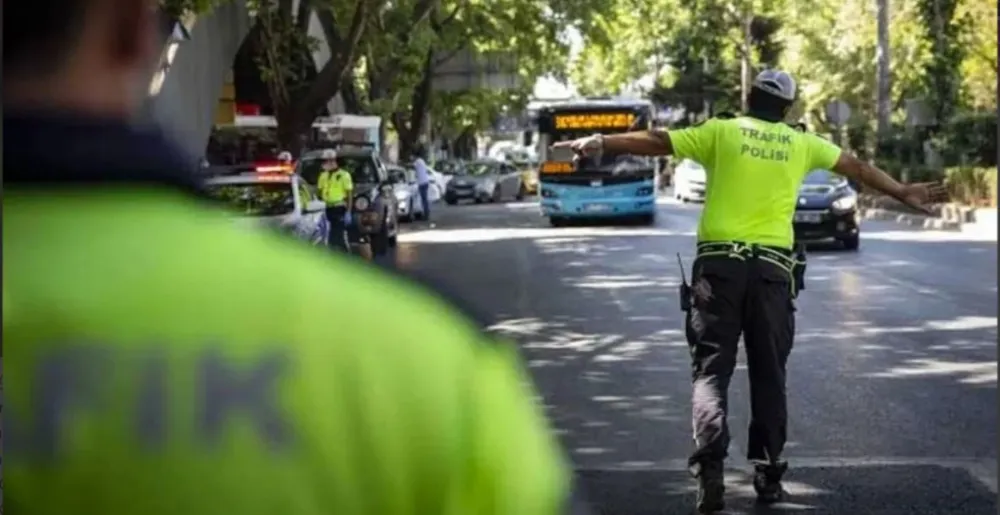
[491,186,502,203]
[516,183,526,201]
[445,195,458,205]
[841,234,860,251]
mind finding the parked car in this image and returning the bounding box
[444,160,524,204]
[296,143,399,255]
[794,168,861,250]
[674,158,706,202]
[386,165,427,221]
[204,172,327,246]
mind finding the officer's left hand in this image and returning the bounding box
[899,182,950,214]
[343,211,353,225]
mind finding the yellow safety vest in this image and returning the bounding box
[318,168,351,205]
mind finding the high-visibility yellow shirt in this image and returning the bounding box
[317,168,353,205]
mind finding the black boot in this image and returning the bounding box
[694,461,726,513]
[752,461,788,504]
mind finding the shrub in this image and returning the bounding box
[945,166,998,207]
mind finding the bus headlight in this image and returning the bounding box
[832,194,857,212]
[541,188,559,198]
[354,196,370,210]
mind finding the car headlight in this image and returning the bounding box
[354,196,370,210]
[395,189,410,201]
[832,194,857,211]
[477,180,495,191]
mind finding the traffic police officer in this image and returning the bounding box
[5,0,580,513]
[316,149,353,252]
[554,69,946,513]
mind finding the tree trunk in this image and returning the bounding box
[392,50,435,161]
[340,80,363,114]
[875,0,892,139]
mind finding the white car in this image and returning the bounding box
[387,166,443,221]
[205,171,328,245]
[674,158,707,202]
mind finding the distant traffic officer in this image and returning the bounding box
[317,149,353,251]
[553,69,946,513]
[5,0,578,512]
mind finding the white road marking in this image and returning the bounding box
[576,456,997,494]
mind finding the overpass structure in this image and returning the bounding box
[146,1,523,161]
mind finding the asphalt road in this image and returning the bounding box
[391,194,998,514]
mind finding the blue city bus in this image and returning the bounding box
[533,98,659,226]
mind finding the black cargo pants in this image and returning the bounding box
[325,205,350,252]
[684,241,802,476]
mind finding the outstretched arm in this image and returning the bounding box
[831,152,948,213]
[552,122,715,162]
[600,131,675,156]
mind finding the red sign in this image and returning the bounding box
[235,103,261,116]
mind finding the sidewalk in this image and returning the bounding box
[859,194,998,239]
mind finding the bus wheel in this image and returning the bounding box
[638,213,656,225]
[549,216,567,227]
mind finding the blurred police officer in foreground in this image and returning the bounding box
[553,70,946,513]
[4,0,577,514]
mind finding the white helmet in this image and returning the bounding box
[277,151,293,162]
[320,149,337,160]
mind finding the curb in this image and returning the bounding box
[858,207,963,231]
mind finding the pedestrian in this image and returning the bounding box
[4,0,578,513]
[553,69,947,513]
[316,149,353,252]
[413,146,433,222]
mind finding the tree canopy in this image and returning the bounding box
[341,0,605,158]
[571,0,997,130]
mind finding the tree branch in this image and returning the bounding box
[294,0,372,127]
[315,7,342,49]
[431,0,465,31]
[295,0,312,32]
[409,0,439,28]
[433,47,463,68]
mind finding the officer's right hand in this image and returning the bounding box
[550,134,603,157]
[343,211,353,225]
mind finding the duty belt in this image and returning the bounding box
[696,241,797,274]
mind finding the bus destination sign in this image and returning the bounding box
[554,112,636,131]
[540,161,574,174]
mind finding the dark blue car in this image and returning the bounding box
[793,169,861,250]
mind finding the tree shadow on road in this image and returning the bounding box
[578,463,996,514]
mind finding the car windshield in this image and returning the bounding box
[462,162,500,176]
[296,153,381,185]
[436,161,463,175]
[206,181,295,217]
[803,169,843,185]
[389,167,415,184]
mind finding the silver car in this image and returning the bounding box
[444,160,524,205]
[204,172,328,245]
